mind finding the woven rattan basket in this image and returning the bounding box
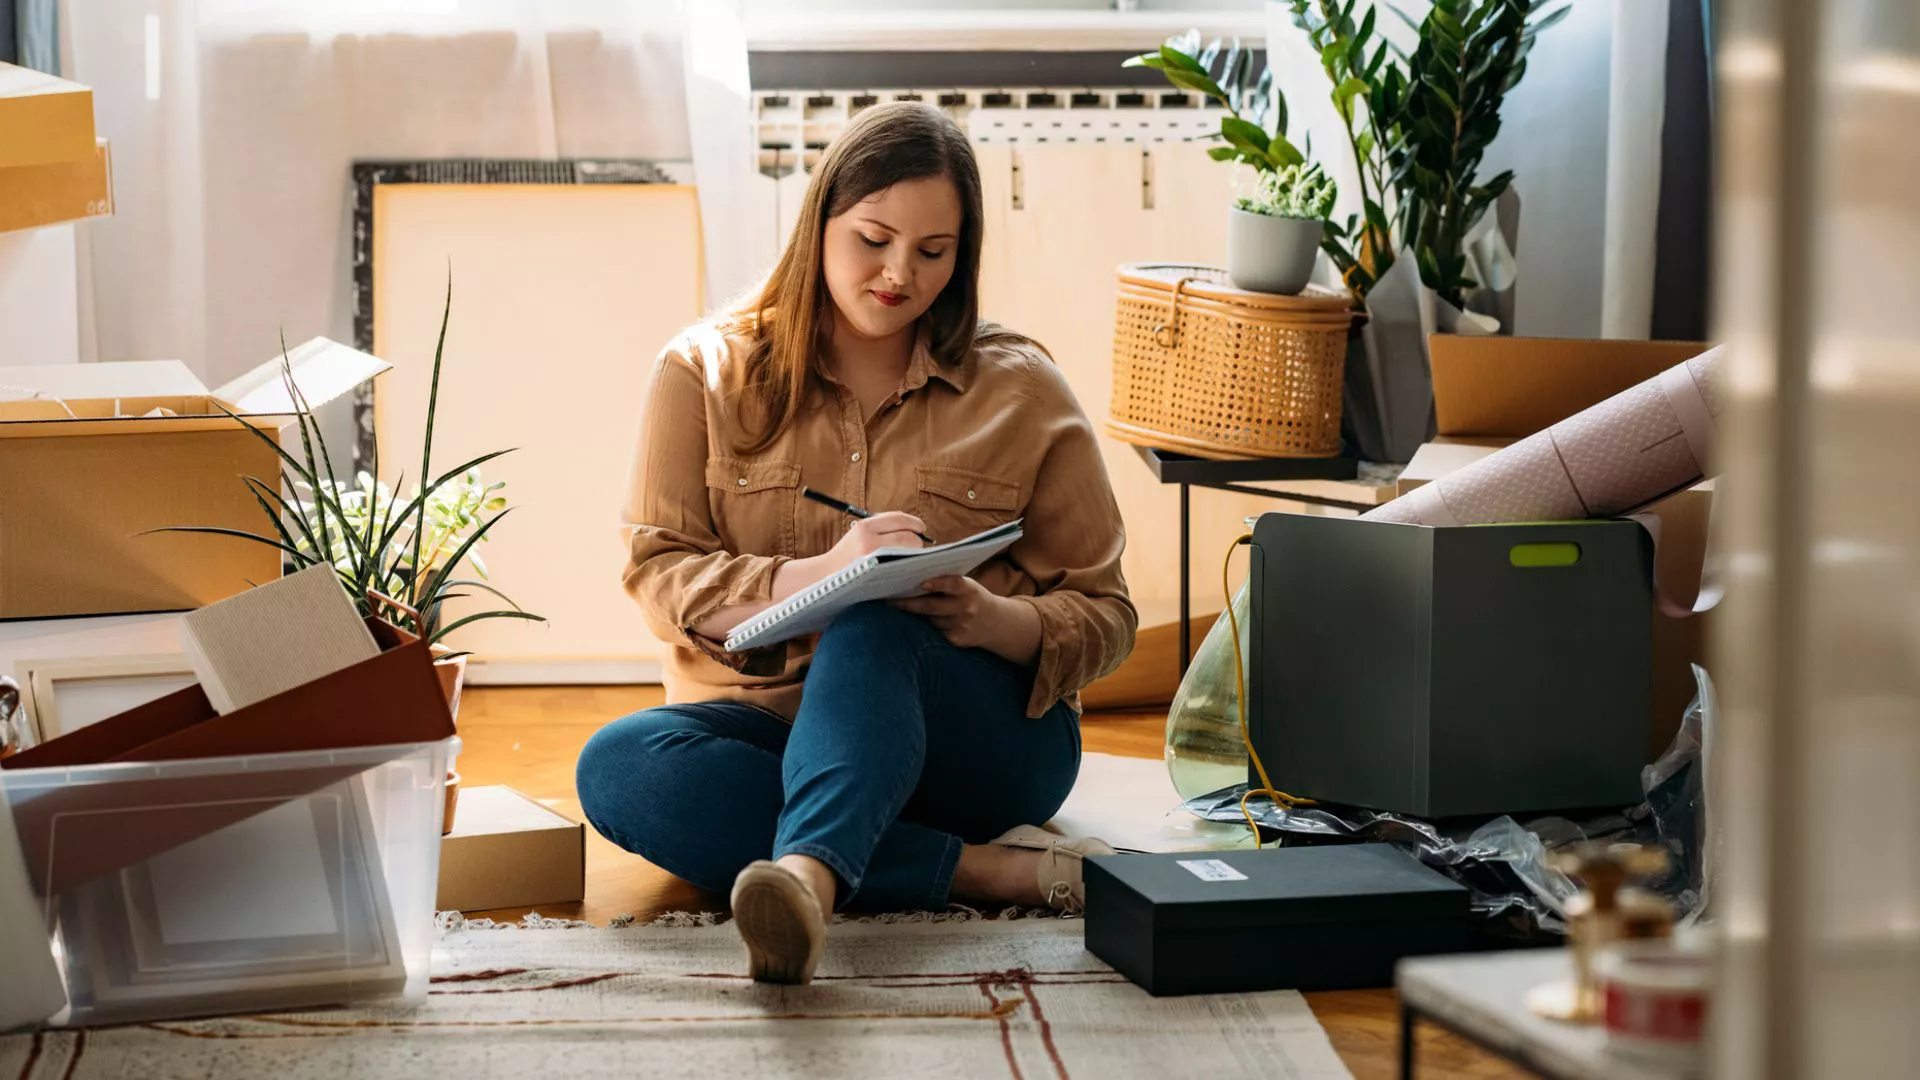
[1107,264,1354,460]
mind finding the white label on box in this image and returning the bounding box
[1176,858,1248,883]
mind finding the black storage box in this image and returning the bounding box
[1250,514,1653,818]
[1083,844,1470,996]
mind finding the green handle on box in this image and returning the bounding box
[1509,542,1582,568]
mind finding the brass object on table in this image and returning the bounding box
[1527,842,1674,1023]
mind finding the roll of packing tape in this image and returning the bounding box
[1598,939,1710,1070]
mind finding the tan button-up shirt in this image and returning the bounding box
[620,321,1136,720]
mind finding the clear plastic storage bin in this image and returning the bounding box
[2,738,454,1029]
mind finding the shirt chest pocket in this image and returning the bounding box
[706,457,802,557]
[913,465,1023,544]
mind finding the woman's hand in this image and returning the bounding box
[826,511,928,570]
[893,576,1043,667]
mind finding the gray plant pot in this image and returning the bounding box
[1226,207,1322,295]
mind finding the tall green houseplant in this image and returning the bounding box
[1284,0,1568,305]
[161,279,543,655]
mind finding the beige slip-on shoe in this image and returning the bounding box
[989,825,1118,914]
[730,860,827,985]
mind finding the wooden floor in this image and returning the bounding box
[456,685,1527,1080]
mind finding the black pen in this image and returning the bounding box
[801,487,935,544]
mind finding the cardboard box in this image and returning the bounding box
[0,138,113,234]
[2,616,456,897]
[437,786,586,913]
[1429,335,1710,438]
[0,339,389,620]
[0,63,95,170]
[1398,440,1712,757]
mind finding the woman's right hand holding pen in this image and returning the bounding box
[824,511,928,568]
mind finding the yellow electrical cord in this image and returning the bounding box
[1222,532,1312,848]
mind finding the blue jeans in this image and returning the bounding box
[575,603,1082,911]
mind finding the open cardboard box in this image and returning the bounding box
[0,338,389,620]
[0,137,113,234]
[1,616,455,897]
[1406,335,1717,756]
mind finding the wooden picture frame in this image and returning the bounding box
[348,157,681,474]
[12,653,197,747]
[348,158,700,680]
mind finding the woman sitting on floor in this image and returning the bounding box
[576,101,1136,985]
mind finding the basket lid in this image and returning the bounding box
[1117,263,1353,312]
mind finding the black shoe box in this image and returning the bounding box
[1083,844,1471,996]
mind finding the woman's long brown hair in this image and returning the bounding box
[724,101,1007,454]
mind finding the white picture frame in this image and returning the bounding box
[12,653,197,746]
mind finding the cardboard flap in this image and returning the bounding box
[1429,335,1711,438]
[0,360,208,402]
[214,338,391,416]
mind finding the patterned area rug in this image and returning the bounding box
[1,917,1353,1079]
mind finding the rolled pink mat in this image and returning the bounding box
[1366,345,1725,526]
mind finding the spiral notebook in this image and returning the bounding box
[724,520,1024,652]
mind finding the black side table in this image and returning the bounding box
[1129,445,1396,677]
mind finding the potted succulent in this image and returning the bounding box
[162,280,543,833]
[1229,162,1339,294]
[1123,37,1338,295]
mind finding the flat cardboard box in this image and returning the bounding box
[437,786,586,913]
[1429,335,1710,438]
[0,339,389,620]
[0,63,95,170]
[0,138,112,234]
[1,617,455,897]
[1397,439,1712,757]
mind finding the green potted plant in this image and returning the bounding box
[1124,36,1338,296]
[1279,0,1568,461]
[1229,162,1339,294]
[161,280,543,832]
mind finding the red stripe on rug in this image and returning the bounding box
[14,1032,43,1080]
[56,1032,85,1080]
[980,982,1025,1080]
[431,969,530,984]
[1020,975,1072,1080]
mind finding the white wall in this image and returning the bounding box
[0,227,81,366]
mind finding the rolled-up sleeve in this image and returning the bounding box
[620,340,788,676]
[1005,360,1138,717]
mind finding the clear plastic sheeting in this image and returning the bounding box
[1181,665,1716,941]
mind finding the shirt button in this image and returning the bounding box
[967,489,977,500]
[851,452,861,463]
[737,477,748,487]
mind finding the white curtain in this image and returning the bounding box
[1263,0,1669,339]
[65,0,752,399]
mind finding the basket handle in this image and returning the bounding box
[1151,275,1202,349]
